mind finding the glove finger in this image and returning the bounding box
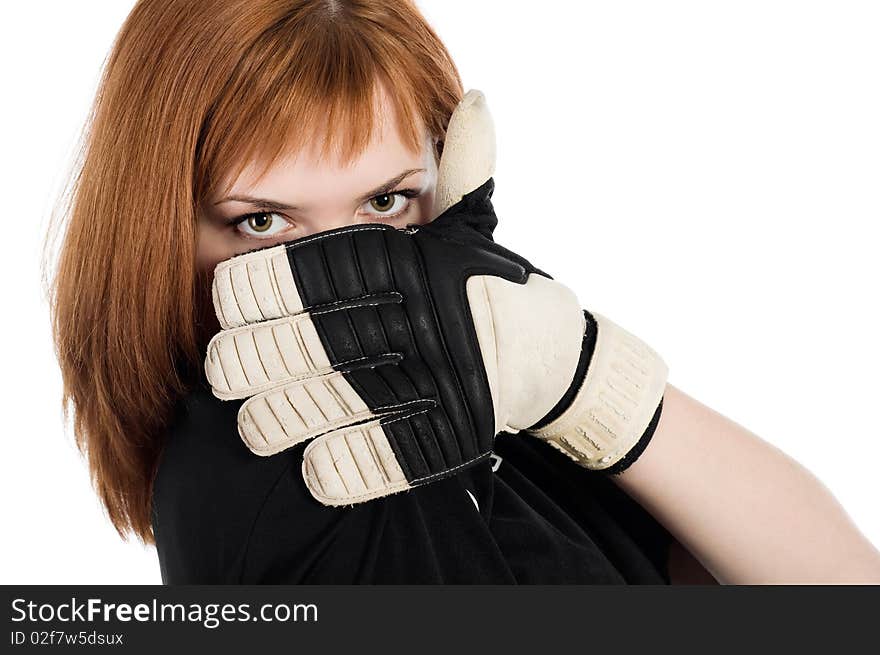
[236,370,431,457]
[212,244,305,329]
[302,409,492,507]
[433,89,496,219]
[236,370,375,456]
[205,312,333,399]
[301,419,412,506]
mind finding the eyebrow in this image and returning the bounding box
[213,168,426,209]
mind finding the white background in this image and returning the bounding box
[1,1,878,584]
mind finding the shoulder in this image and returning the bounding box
[151,382,301,583]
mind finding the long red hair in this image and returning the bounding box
[43,0,463,544]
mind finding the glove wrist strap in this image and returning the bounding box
[526,312,668,471]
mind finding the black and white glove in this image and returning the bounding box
[203,91,668,506]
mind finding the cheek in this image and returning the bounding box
[196,222,238,276]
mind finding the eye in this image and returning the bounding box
[232,212,293,238]
[361,189,419,220]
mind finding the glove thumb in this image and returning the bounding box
[432,89,496,219]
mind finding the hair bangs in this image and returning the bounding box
[197,15,428,202]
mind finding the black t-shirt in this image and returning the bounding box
[151,381,673,584]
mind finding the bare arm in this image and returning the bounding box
[612,383,880,584]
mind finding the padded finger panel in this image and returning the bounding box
[302,422,410,505]
[212,245,304,330]
[238,372,374,456]
[205,313,332,399]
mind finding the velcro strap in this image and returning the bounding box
[526,312,667,470]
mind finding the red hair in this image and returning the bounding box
[44,0,463,544]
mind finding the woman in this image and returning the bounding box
[46,0,880,583]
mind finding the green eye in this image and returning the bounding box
[233,211,291,238]
[370,194,395,212]
[247,214,273,232]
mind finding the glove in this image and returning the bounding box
[203,91,668,506]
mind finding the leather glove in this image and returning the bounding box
[204,91,668,506]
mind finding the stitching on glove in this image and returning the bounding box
[410,450,493,486]
[282,224,393,253]
[306,291,403,316]
[374,398,437,415]
[379,407,431,427]
[332,353,387,369]
[334,352,403,372]
[378,407,436,479]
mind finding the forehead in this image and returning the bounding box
[219,88,430,203]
